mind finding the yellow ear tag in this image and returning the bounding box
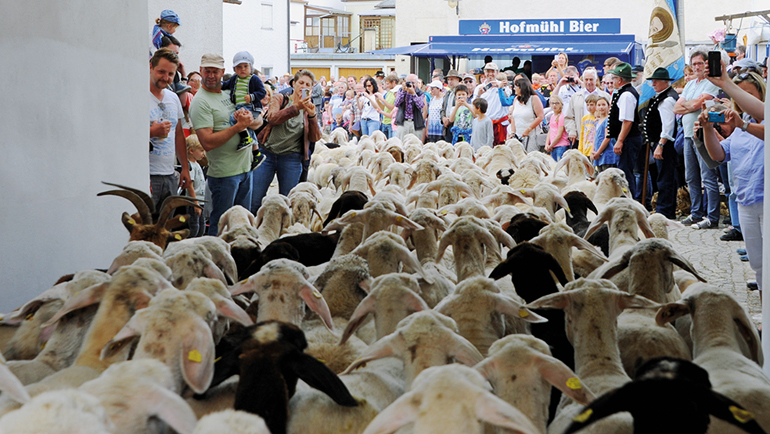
[25,313,34,321]
[573,408,593,423]
[214,356,222,363]
[127,218,136,225]
[622,188,628,193]
[518,309,530,318]
[239,279,248,285]
[179,216,186,223]
[188,350,203,363]
[520,189,526,194]
[312,289,323,299]
[318,358,327,364]
[350,212,357,218]
[441,210,448,215]
[729,406,755,423]
[39,342,46,350]
[174,234,182,240]
[396,216,403,222]
[566,377,582,390]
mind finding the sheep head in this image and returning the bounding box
[98,182,200,250]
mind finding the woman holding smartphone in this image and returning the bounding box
[358,77,381,136]
[251,69,321,208]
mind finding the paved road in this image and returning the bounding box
[669,223,762,328]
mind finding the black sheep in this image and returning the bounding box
[504,213,548,244]
[323,190,368,227]
[565,357,768,434]
[563,191,598,237]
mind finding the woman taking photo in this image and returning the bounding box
[252,69,321,208]
[500,76,544,153]
[358,77,381,136]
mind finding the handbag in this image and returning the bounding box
[524,99,549,152]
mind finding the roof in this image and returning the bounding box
[305,4,352,15]
[358,8,395,16]
[375,0,395,8]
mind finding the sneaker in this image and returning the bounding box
[691,218,715,230]
[740,255,749,262]
[723,225,734,233]
[236,136,254,151]
[737,248,747,255]
[720,228,744,241]
[681,215,695,225]
[251,149,265,171]
[747,281,759,291]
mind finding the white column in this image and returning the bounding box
[763,85,770,376]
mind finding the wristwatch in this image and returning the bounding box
[741,120,750,132]
[658,141,666,147]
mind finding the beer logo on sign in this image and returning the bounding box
[479,22,491,34]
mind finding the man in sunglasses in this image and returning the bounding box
[149,47,191,209]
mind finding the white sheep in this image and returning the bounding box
[256,194,293,247]
[106,241,163,274]
[193,409,270,434]
[0,389,113,434]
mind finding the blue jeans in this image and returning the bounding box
[207,171,253,236]
[361,119,380,137]
[381,124,393,138]
[551,145,568,161]
[617,134,642,201]
[655,142,678,219]
[727,161,741,231]
[230,103,262,141]
[251,150,303,212]
[683,137,719,223]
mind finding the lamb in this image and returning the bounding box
[193,410,270,434]
[656,284,770,432]
[563,356,767,434]
[434,276,546,355]
[106,241,164,274]
[338,273,430,344]
[0,389,113,434]
[79,359,198,434]
[230,259,334,331]
[526,278,660,434]
[530,222,607,282]
[475,335,595,433]
[351,231,429,281]
[360,364,541,434]
[436,216,499,282]
[311,254,371,320]
[98,182,200,249]
[255,195,293,247]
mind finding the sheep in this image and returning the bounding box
[218,205,262,279]
[591,168,630,212]
[438,197,491,219]
[193,410,270,434]
[562,191,598,237]
[341,166,377,196]
[646,213,685,240]
[369,151,396,181]
[552,149,595,186]
[338,273,429,344]
[185,277,254,341]
[288,191,322,230]
[519,182,572,220]
[480,145,519,177]
[255,195,293,247]
[531,222,607,282]
[0,389,114,434]
[563,356,768,434]
[98,182,201,249]
[409,159,443,187]
[164,244,229,289]
[311,254,371,320]
[368,189,409,217]
[106,241,164,274]
[329,202,422,241]
[584,197,655,258]
[425,175,475,208]
[526,278,660,434]
[377,162,414,193]
[230,259,334,331]
[436,216,499,282]
[262,232,339,267]
[403,208,448,264]
[475,335,595,433]
[482,186,531,211]
[351,231,429,281]
[504,213,548,244]
[360,364,541,434]
[79,359,198,434]
[323,190,369,227]
[406,184,439,210]
[342,310,484,387]
[656,284,770,432]
[434,276,546,355]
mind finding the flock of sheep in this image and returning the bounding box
[0,128,768,434]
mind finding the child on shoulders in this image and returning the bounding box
[221,51,266,151]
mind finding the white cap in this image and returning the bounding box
[427,80,444,89]
[233,51,254,67]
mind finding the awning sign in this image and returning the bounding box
[459,19,621,35]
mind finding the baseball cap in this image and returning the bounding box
[160,10,180,25]
[200,53,225,69]
[233,51,254,67]
[427,80,444,89]
[462,73,475,81]
[374,71,385,78]
[733,58,762,72]
[484,62,499,71]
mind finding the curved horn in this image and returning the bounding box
[101,181,156,213]
[98,189,153,225]
[157,196,201,226]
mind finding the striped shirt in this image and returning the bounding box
[234,76,251,105]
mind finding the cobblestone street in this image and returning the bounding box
[669,223,762,329]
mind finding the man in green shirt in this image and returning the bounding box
[189,53,258,235]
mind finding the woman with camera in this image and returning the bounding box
[358,77,381,137]
[252,69,321,208]
[698,71,765,291]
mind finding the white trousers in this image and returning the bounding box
[739,202,764,290]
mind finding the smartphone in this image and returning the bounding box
[301,88,310,99]
[708,51,722,77]
[708,111,725,123]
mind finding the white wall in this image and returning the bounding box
[149,0,223,78]
[0,1,150,311]
[224,0,290,77]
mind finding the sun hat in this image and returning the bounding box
[427,80,444,89]
[646,67,673,81]
[483,62,499,71]
[200,53,225,69]
[446,69,461,79]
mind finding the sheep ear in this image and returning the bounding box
[40,282,109,328]
[489,260,513,280]
[358,276,373,293]
[229,273,263,296]
[214,297,254,326]
[341,333,406,375]
[731,304,763,366]
[570,235,608,263]
[492,294,547,324]
[138,384,198,434]
[435,230,455,263]
[360,392,420,434]
[634,208,656,239]
[449,334,484,366]
[667,253,707,282]
[706,389,767,433]
[398,248,432,284]
[255,206,265,229]
[535,353,595,405]
[600,256,630,280]
[617,293,659,311]
[121,212,138,232]
[474,358,499,383]
[0,362,30,404]
[179,317,215,394]
[584,208,612,240]
[298,284,334,331]
[525,292,569,311]
[390,213,424,231]
[101,314,145,361]
[203,260,228,286]
[554,194,573,218]
[339,292,376,345]
[474,390,541,434]
[655,301,691,326]
[286,352,358,406]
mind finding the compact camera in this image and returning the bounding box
[708,111,725,123]
[566,77,576,84]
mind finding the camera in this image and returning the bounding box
[566,77,576,84]
[301,88,309,99]
[708,111,725,123]
[708,51,722,77]
[405,82,413,88]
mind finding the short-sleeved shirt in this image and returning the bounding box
[149,89,184,176]
[579,114,597,157]
[617,92,638,123]
[681,78,720,138]
[381,90,396,126]
[190,160,206,201]
[189,88,251,178]
[454,106,473,130]
[549,113,570,148]
[720,120,765,206]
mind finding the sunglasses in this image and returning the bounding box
[463,79,474,83]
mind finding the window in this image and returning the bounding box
[261,3,273,29]
[262,67,272,78]
[303,6,351,51]
[360,16,394,51]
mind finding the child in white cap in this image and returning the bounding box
[222,51,267,152]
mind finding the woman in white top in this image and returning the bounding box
[500,77,544,152]
[358,77,381,136]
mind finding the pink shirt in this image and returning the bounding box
[549,113,570,148]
